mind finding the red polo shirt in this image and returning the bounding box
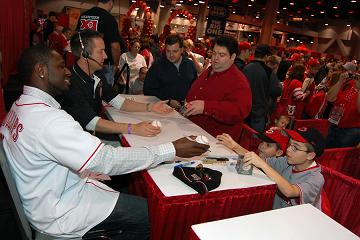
[186,64,252,140]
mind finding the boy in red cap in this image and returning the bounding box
[244,127,325,210]
[234,41,252,70]
[216,128,289,159]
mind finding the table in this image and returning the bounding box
[190,204,360,240]
[105,95,277,240]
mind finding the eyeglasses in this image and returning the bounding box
[287,143,309,153]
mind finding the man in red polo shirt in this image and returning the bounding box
[184,35,252,141]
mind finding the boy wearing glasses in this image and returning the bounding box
[244,127,325,210]
[216,129,289,159]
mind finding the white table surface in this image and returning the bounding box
[105,95,274,197]
[191,204,359,240]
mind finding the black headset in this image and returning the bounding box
[78,31,90,59]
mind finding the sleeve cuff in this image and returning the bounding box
[85,116,101,131]
[109,94,125,110]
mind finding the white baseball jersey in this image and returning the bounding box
[0,86,118,237]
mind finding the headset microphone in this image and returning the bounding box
[78,31,103,67]
[87,56,103,67]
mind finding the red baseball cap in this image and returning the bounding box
[289,53,300,61]
[308,58,319,67]
[285,127,325,156]
[257,129,289,153]
[238,41,251,50]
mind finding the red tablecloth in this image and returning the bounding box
[140,171,276,240]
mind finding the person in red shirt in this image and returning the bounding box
[184,35,252,141]
[326,71,360,148]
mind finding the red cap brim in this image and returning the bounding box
[285,130,307,143]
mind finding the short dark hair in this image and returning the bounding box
[214,35,238,56]
[17,45,54,84]
[98,0,112,3]
[165,34,183,48]
[70,30,102,59]
[288,63,305,81]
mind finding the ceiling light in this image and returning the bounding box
[277,21,280,23]
[176,3,181,6]
[160,4,164,8]
[324,23,328,26]
[277,11,280,14]
[233,11,236,13]
[248,4,252,7]
[194,3,198,6]
[283,7,287,10]
[310,41,314,44]
[199,0,205,3]
[320,11,325,14]
[351,0,357,2]
[347,24,351,27]
[255,16,259,19]
[290,2,295,5]
[333,6,338,9]
[311,14,315,17]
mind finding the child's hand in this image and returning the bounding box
[216,133,238,151]
[244,151,266,169]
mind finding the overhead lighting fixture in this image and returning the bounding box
[277,21,280,23]
[320,11,325,14]
[248,4,252,7]
[351,0,357,2]
[311,14,315,17]
[199,0,205,4]
[347,24,351,27]
[324,23,328,26]
[233,11,236,13]
[277,11,280,14]
[310,41,314,43]
[194,3,198,6]
[176,3,181,6]
[290,2,295,5]
[333,6,338,9]
[255,15,260,19]
[283,7,287,10]
[160,4,164,8]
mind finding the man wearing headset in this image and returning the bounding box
[59,30,172,140]
[77,0,127,86]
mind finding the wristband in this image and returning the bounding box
[127,123,132,134]
[146,103,152,112]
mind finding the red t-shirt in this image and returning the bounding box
[329,80,360,128]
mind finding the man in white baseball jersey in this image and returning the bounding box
[0,45,209,239]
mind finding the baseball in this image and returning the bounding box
[195,135,209,145]
[151,120,162,128]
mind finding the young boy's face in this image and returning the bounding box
[258,141,283,159]
[275,117,289,129]
[286,139,315,166]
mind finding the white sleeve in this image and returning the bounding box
[85,116,101,131]
[109,94,125,110]
[86,143,176,175]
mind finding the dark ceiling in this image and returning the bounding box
[171,0,360,25]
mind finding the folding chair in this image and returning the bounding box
[237,124,261,152]
[0,142,121,239]
[321,166,360,236]
[317,147,359,179]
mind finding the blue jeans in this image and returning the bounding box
[84,193,149,240]
[326,124,360,148]
[103,64,115,86]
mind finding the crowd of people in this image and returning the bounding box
[1,0,359,238]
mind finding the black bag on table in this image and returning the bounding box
[172,165,222,194]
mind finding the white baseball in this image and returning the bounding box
[195,135,209,145]
[151,120,162,128]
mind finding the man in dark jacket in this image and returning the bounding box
[143,34,197,101]
[243,44,282,132]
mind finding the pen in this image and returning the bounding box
[175,161,196,168]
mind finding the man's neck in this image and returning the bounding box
[77,60,94,76]
[97,3,109,12]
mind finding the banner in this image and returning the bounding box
[205,4,228,37]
